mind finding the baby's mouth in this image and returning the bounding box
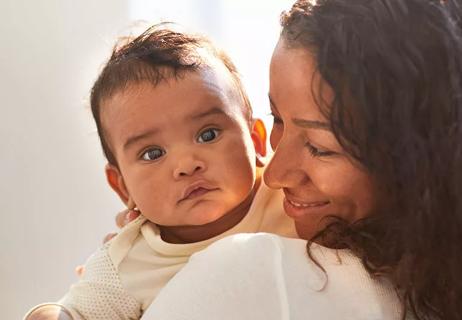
[179,181,218,203]
[183,187,211,200]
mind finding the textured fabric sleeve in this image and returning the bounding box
[141,233,289,320]
[58,244,141,320]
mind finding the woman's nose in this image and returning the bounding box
[263,138,305,189]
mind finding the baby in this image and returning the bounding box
[25,23,296,320]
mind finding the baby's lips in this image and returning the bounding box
[179,180,216,202]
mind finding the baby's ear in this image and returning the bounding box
[105,164,134,208]
[251,118,267,167]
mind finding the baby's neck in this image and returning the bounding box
[159,177,261,244]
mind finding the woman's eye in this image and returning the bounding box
[306,142,335,157]
[269,112,283,125]
[141,147,165,161]
[197,128,220,143]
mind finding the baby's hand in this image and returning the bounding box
[99,209,141,245]
[115,208,141,229]
[104,208,141,243]
[74,209,141,277]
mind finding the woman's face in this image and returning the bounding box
[264,39,376,240]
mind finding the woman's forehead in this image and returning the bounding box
[270,43,332,119]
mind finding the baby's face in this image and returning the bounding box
[101,66,257,226]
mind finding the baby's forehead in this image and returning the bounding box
[194,59,251,121]
[193,63,242,100]
[182,66,251,124]
[107,61,247,115]
[101,66,249,126]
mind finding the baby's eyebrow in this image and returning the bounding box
[123,128,160,151]
[189,107,227,120]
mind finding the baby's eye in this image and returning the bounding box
[141,147,165,161]
[197,128,220,143]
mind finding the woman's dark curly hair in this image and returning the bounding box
[280,0,462,319]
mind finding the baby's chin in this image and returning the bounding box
[183,203,235,226]
[149,203,227,227]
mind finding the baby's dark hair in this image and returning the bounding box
[91,23,252,166]
[281,0,462,319]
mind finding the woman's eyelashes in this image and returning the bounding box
[197,128,221,143]
[268,109,334,158]
[141,147,165,161]
[269,112,283,125]
[305,141,336,157]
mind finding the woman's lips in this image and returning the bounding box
[283,197,330,219]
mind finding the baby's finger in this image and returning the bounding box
[126,209,141,222]
[75,265,85,277]
[103,232,117,243]
[115,209,130,228]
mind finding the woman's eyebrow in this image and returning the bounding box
[292,118,331,131]
[268,93,330,131]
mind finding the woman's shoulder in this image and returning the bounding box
[194,232,356,268]
[189,232,361,280]
[194,232,291,275]
[199,233,402,318]
[144,233,296,320]
[187,232,296,277]
[193,232,303,258]
[144,232,403,320]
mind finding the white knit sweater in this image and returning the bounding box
[143,233,404,320]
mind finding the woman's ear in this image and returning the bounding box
[105,164,134,208]
[251,118,267,167]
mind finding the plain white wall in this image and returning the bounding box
[0,0,292,318]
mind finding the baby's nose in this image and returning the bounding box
[173,160,205,179]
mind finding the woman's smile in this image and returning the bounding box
[283,196,330,219]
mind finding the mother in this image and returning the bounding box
[142,0,462,319]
